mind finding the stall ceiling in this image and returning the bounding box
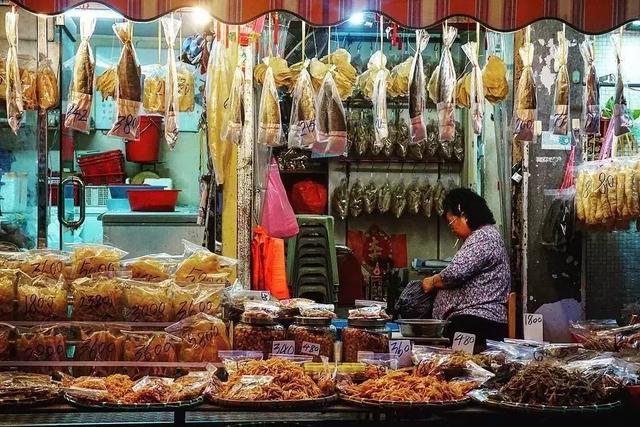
[11,0,640,34]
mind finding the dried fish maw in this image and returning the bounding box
[0,269,17,319]
[17,275,67,321]
[71,276,123,321]
[482,55,508,104]
[177,63,195,112]
[257,66,283,147]
[36,59,59,110]
[96,67,117,101]
[388,57,412,98]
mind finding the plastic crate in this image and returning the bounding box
[83,173,126,186]
[78,150,124,176]
[85,186,110,207]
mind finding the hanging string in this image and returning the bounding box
[475,22,480,59]
[301,21,306,61]
[379,14,384,66]
[158,19,162,64]
[525,25,531,45]
[328,26,331,63]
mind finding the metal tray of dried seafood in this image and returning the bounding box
[0,395,59,407]
[470,393,622,414]
[209,394,338,409]
[64,394,204,411]
[339,394,471,410]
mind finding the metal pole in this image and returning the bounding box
[36,16,49,248]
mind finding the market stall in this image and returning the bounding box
[0,0,638,425]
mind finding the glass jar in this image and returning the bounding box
[341,318,391,363]
[232,318,285,359]
[287,316,337,362]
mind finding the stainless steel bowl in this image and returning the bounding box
[396,319,450,338]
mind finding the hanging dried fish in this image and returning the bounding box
[580,40,600,135]
[433,180,446,216]
[108,22,142,140]
[332,178,349,220]
[462,42,484,135]
[372,52,390,156]
[222,64,244,144]
[513,39,537,141]
[377,179,392,214]
[65,15,96,133]
[315,71,347,155]
[551,32,569,135]
[349,179,364,217]
[162,17,180,148]
[407,179,422,215]
[395,117,410,158]
[258,63,283,146]
[288,64,317,149]
[363,179,378,214]
[611,34,634,138]
[409,31,430,145]
[391,180,407,218]
[420,180,433,218]
[436,25,457,143]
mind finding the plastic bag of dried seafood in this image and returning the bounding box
[5,11,23,133]
[349,179,364,217]
[377,179,392,214]
[513,39,537,141]
[363,179,378,214]
[315,71,347,155]
[580,40,600,134]
[288,62,317,149]
[65,15,96,133]
[435,25,457,143]
[420,179,434,217]
[550,31,569,136]
[332,177,349,220]
[406,178,422,215]
[257,62,283,147]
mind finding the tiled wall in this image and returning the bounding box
[594,30,640,110]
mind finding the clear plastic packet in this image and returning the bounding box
[71,275,124,321]
[371,52,389,154]
[288,63,317,149]
[73,323,125,376]
[17,274,67,321]
[122,253,179,282]
[298,303,336,319]
[332,177,349,220]
[222,375,275,400]
[218,350,264,375]
[18,55,37,111]
[462,42,484,135]
[165,312,230,364]
[221,281,272,321]
[580,40,600,134]
[394,117,410,158]
[566,357,640,388]
[123,279,171,322]
[349,301,390,320]
[0,269,17,320]
[391,180,407,218]
[377,179,392,214]
[433,179,446,217]
[350,111,368,156]
[171,282,224,321]
[176,62,195,113]
[5,10,23,133]
[174,240,237,284]
[363,179,378,215]
[315,70,347,155]
[107,21,142,140]
[96,67,116,101]
[408,30,429,145]
[68,244,127,280]
[425,120,439,158]
[550,32,569,135]
[168,370,216,402]
[161,16,180,147]
[349,179,364,218]
[406,178,421,215]
[610,34,636,149]
[358,353,398,379]
[141,64,166,113]
[221,63,244,144]
[484,339,541,363]
[420,179,433,218]
[257,63,283,147]
[453,126,465,162]
[16,324,68,374]
[65,14,95,131]
[513,41,537,141]
[36,57,59,110]
[436,25,457,143]
[241,300,281,323]
[17,249,68,280]
[0,322,14,360]
[122,330,181,378]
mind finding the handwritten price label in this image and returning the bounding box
[452,332,476,354]
[108,99,141,139]
[272,340,295,356]
[388,340,412,367]
[300,341,321,356]
[65,91,92,132]
[523,313,544,342]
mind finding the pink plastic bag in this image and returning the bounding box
[260,158,299,238]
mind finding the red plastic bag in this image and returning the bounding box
[260,158,299,238]
[290,180,327,214]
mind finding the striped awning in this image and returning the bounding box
[13,0,640,34]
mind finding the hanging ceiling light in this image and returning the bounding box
[191,6,212,27]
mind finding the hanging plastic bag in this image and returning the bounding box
[391,180,407,218]
[5,11,22,133]
[65,16,96,133]
[349,179,364,218]
[315,70,347,155]
[580,40,600,135]
[371,52,389,155]
[377,179,392,214]
[332,177,349,220]
[260,158,299,238]
[257,63,283,147]
[363,179,378,215]
[425,120,439,158]
[222,63,244,144]
[36,58,59,110]
[142,64,166,113]
[177,62,196,112]
[436,25,457,142]
[409,31,430,145]
[513,39,537,141]
[162,16,180,148]
[550,32,569,136]
[482,55,508,104]
[462,42,484,135]
[610,33,636,153]
[420,179,433,218]
[206,39,231,184]
[19,56,37,111]
[433,180,446,216]
[395,117,410,158]
[288,63,316,148]
[407,178,422,215]
[108,22,142,140]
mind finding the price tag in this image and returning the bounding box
[523,314,544,342]
[451,332,476,354]
[300,341,321,356]
[388,340,412,367]
[271,340,295,356]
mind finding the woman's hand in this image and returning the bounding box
[422,276,435,294]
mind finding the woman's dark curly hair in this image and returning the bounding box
[443,188,495,231]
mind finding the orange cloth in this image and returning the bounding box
[251,226,289,299]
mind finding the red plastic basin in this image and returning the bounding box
[127,189,180,212]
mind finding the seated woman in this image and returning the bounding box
[422,188,510,350]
